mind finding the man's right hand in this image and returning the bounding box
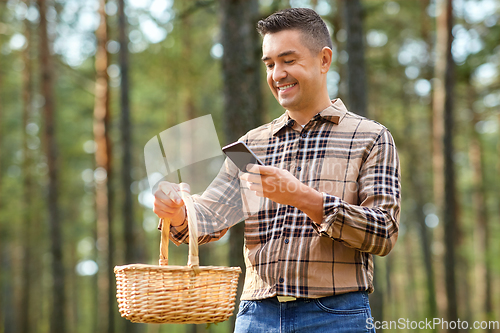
[153,181,189,227]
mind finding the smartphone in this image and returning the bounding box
[222,141,264,172]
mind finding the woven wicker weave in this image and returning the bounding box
[114,184,241,324]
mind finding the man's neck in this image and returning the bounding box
[287,100,332,126]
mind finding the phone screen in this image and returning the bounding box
[222,141,264,172]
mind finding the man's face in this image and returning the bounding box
[262,29,324,113]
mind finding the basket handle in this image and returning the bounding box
[159,183,200,272]
[159,218,170,265]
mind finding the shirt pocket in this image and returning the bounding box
[318,158,360,204]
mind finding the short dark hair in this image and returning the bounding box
[256,8,333,54]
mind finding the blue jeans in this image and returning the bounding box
[234,291,375,333]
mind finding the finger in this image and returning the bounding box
[153,206,174,219]
[249,183,264,197]
[240,172,263,184]
[154,187,170,200]
[248,182,263,192]
[154,196,184,210]
[245,164,261,174]
[159,181,182,202]
[247,164,277,175]
[161,205,183,215]
[153,202,183,213]
[154,204,182,217]
[154,193,172,205]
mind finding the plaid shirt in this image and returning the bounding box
[170,98,401,300]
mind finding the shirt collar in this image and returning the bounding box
[271,98,348,136]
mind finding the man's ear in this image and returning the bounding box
[319,47,333,74]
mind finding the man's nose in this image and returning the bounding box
[272,64,287,82]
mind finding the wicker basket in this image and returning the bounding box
[114,184,242,324]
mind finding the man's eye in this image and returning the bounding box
[266,63,274,69]
[284,60,294,64]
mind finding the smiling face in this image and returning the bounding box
[262,29,332,119]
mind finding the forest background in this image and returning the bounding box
[0,0,499,332]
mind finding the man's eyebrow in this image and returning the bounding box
[261,50,297,62]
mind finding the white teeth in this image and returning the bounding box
[278,83,296,91]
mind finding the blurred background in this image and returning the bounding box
[0,0,499,332]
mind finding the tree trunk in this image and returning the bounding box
[94,0,115,332]
[344,0,383,321]
[343,0,367,116]
[221,0,263,141]
[118,1,140,331]
[401,71,438,324]
[179,9,208,332]
[432,4,446,215]
[20,10,34,333]
[1,253,15,333]
[117,2,140,332]
[436,0,459,328]
[0,95,1,333]
[117,0,138,264]
[370,257,384,330]
[418,0,446,322]
[0,24,7,333]
[384,253,392,315]
[467,78,493,331]
[432,0,449,321]
[0,35,16,333]
[38,1,66,332]
[331,0,348,102]
[220,0,262,329]
[404,231,418,319]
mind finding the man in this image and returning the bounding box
[154,8,400,332]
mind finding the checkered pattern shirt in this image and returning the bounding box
[169,98,401,300]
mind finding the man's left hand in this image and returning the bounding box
[240,164,306,207]
[240,164,324,223]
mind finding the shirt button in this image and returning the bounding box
[279,278,284,283]
[301,133,307,138]
[297,166,302,171]
[284,239,289,244]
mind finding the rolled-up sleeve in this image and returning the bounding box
[312,128,401,256]
[168,218,189,246]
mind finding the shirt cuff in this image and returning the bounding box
[311,192,341,237]
[168,217,189,246]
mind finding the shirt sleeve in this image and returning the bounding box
[312,128,401,256]
[169,157,245,246]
